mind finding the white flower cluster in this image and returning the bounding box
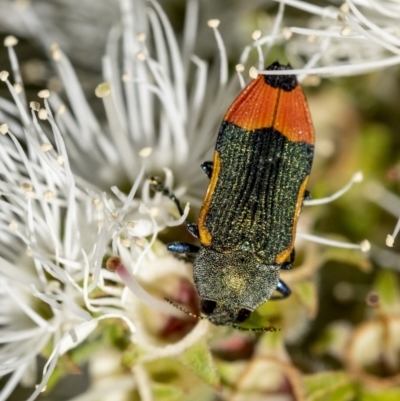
[0,66,195,399]
[269,0,400,79]
[0,0,208,397]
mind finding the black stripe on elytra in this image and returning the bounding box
[205,123,313,261]
[263,62,297,92]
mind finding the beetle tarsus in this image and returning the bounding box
[187,224,200,238]
[149,176,165,192]
[271,279,291,299]
[201,161,213,179]
[167,242,200,254]
[303,190,311,201]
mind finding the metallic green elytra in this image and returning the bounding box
[152,62,315,330]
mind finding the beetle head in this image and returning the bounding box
[199,298,252,326]
[193,247,280,326]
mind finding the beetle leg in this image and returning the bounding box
[167,242,200,254]
[281,249,295,270]
[167,242,199,263]
[150,177,199,237]
[271,279,291,300]
[201,161,213,179]
[303,190,311,202]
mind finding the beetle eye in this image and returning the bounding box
[200,299,217,315]
[235,308,251,323]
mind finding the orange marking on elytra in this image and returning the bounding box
[273,87,314,144]
[198,151,221,246]
[224,77,279,132]
[275,176,309,264]
[224,75,314,145]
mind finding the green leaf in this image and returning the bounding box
[216,360,246,386]
[324,247,372,273]
[374,270,400,310]
[122,344,145,368]
[312,321,352,357]
[69,338,103,364]
[101,318,131,350]
[360,388,400,401]
[294,280,318,318]
[179,341,220,389]
[324,384,357,401]
[44,366,64,392]
[304,371,356,401]
[152,382,184,401]
[258,330,282,352]
[43,339,103,392]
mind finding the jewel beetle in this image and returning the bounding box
[151,61,314,329]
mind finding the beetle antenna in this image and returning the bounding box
[164,297,205,320]
[231,324,280,332]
